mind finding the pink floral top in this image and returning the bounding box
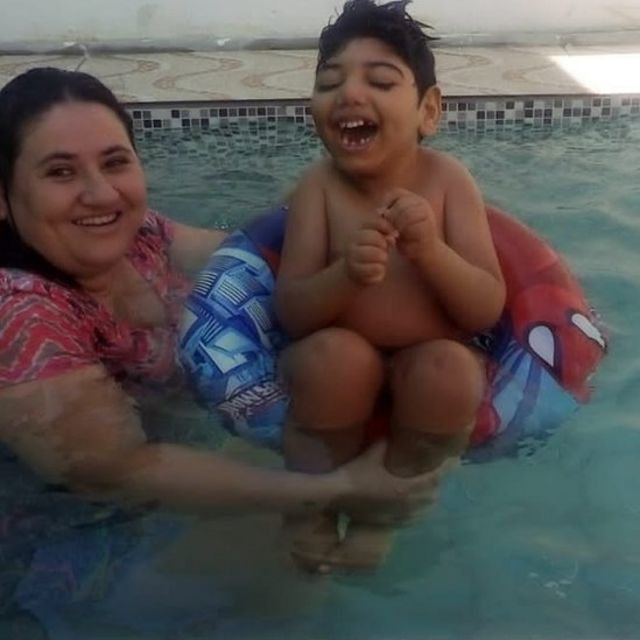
[0,210,192,395]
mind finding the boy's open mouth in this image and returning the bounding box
[337,119,378,150]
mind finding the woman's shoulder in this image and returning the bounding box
[0,268,71,300]
[136,209,176,246]
[0,268,97,338]
[0,269,100,387]
[128,209,176,273]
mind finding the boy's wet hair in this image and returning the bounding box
[317,0,437,98]
[0,67,136,285]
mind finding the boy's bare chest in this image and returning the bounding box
[324,183,446,255]
[322,180,456,346]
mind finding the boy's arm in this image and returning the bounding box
[275,165,360,338]
[414,156,505,333]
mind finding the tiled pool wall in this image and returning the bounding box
[130,94,640,133]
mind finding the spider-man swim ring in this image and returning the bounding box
[178,205,606,459]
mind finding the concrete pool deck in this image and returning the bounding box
[1,42,640,103]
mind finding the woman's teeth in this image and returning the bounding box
[74,213,119,226]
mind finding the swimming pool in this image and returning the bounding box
[6,118,638,639]
[133,118,638,640]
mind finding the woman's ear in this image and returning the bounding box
[0,185,7,221]
[418,85,442,138]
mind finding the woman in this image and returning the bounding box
[0,67,437,626]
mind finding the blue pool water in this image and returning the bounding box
[141,120,639,640]
[6,118,639,639]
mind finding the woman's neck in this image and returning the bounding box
[75,261,128,311]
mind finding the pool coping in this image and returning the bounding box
[2,44,640,131]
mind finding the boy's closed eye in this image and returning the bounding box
[368,78,396,90]
[315,67,343,92]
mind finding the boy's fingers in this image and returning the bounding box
[380,187,412,210]
[365,215,397,238]
[358,228,391,248]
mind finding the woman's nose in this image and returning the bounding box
[80,172,119,206]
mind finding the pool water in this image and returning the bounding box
[136,119,640,640]
[8,118,638,639]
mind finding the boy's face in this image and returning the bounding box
[311,37,441,176]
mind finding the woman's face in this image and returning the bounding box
[0,101,147,280]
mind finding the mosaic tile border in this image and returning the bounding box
[127,94,640,133]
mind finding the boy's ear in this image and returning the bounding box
[418,85,442,137]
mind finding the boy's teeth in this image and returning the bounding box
[341,134,372,147]
[340,120,365,129]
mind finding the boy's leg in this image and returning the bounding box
[385,339,486,478]
[280,327,385,572]
[341,339,485,565]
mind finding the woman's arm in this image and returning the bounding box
[0,365,436,516]
[169,222,228,279]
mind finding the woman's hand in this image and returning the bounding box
[330,439,445,524]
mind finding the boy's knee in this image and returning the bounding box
[282,329,385,429]
[284,328,383,387]
[391,340,485,409]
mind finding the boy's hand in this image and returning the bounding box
[380,188,438,262]
[344,216,397,285]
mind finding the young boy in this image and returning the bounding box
[275,0,505,572]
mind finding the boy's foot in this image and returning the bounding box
[323,522,394,572]
[284,515,395,574]
[282,511,340,574]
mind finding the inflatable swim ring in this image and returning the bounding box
[179,205,606,459]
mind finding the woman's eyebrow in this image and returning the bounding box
[36,145,132,167]
[102,145,133,156]
[36,151,75,167]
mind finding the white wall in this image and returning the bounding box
[1,0,639,48]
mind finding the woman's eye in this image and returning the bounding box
[104,156,131,170]
[46,166,74,178]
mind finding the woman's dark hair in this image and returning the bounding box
[0,67,136,285]
[317,0,437,99]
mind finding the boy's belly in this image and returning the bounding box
[336,275,462,348]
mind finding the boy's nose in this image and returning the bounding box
[336,77,366,105]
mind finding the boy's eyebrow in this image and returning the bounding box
[36,145,133,167]
[364,61,405,76]
[318,60,406,77]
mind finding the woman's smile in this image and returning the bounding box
[72,210,123,230]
